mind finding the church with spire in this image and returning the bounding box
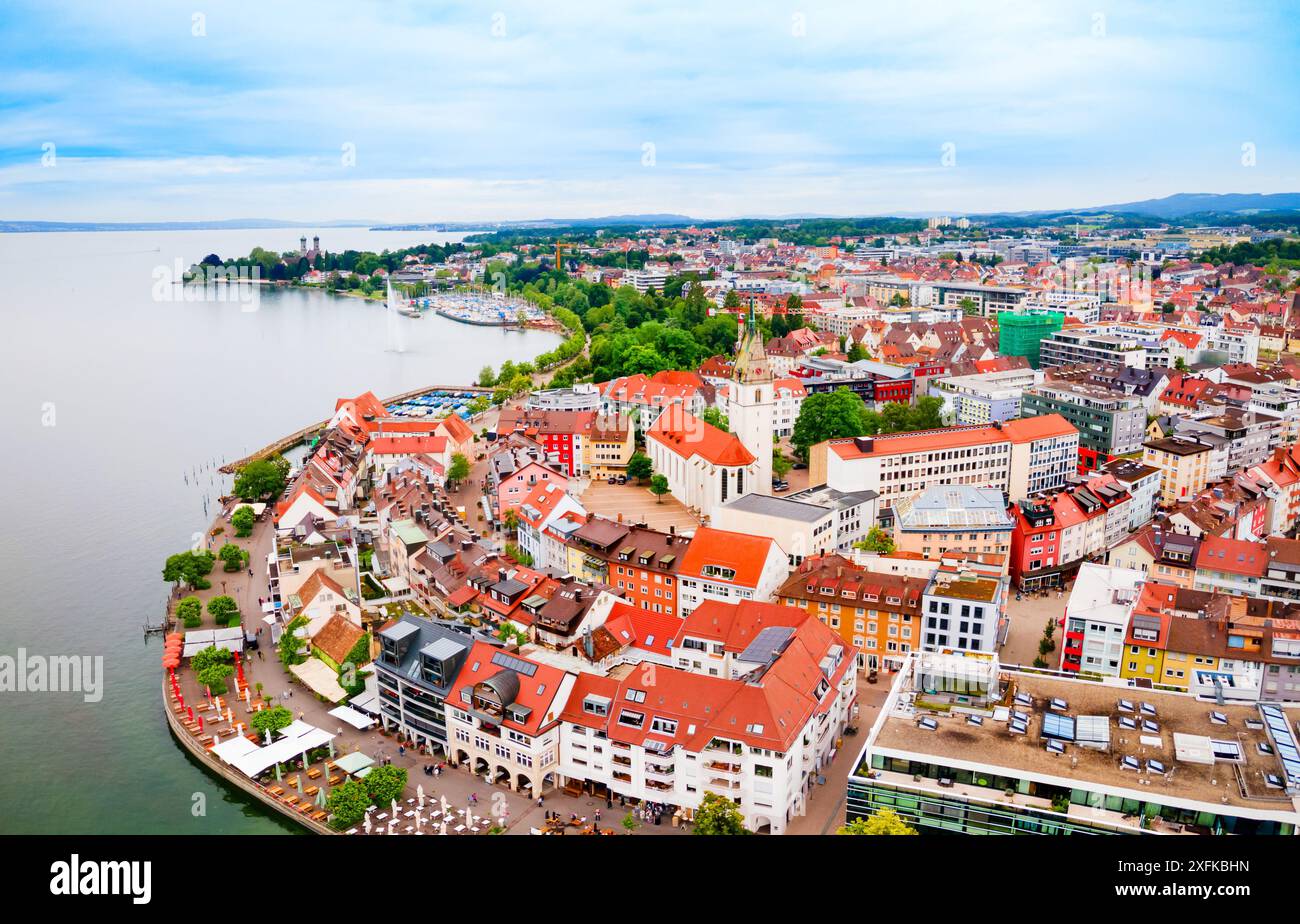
[730,302,776,493]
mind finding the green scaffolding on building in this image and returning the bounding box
[999,311,1065,368]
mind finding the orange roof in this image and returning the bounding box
[1000,415,1078,443]
[677,527,778,587]
[448,641,569,736]
[437,413,475,445]
[1195,536,1267,578]
[368,435,448,456]
[647,410,756,466]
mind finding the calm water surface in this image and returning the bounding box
[0,228,558,833]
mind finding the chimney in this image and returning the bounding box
[583,625,594,659]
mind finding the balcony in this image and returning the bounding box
[707,777,742,791]
[703,760,742,775]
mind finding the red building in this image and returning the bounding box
[496,409,595,478]
[1009,498,1066,592]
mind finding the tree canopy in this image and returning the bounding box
[837,809,918,835]
[693,793,748,835]
[233,456,289,502]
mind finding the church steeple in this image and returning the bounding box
[733,298,772,386]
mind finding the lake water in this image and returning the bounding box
[0,228,560,833]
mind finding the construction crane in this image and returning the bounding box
[554,241,576,274]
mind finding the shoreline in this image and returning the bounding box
[162,677,336,835]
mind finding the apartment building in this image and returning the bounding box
[810,415,1079,510]
[920,558,1008,655]
[1143,436,1213,507]
[929,367,1041,425]
[1100,458,1162,530]
[564,516,691,618]
[374,616,473,753]
[675,527,789,617]
[558,600,858,834]
[1039,328,1148,369]
[445,641,575,797]
[1059,563,1145,676]
[776,554,924,673]
[1021,379,1146,470]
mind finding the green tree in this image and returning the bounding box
[448,453,471,487]
[219,542,246,572]
[176,595,203,628]
[195,661,233,695]
[649,474,670,504]
[502,508,520,535]
[837,809,917,835]
[854,526,896,554]
[250,705,294,739]
[163,549,217,590]
[231,505,255,537]
[772,449,792,480]
[626,452,653,483]
[477,365,497,387]
[327,780,371,829]
[363,764,408,807]
[693,793,748,835]
[233,458,288,502]
[791,388,868,460]
[702,407,730,432]
[207,595,240,627]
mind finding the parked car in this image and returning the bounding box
[617,475,627,485]
[607,475,616,485]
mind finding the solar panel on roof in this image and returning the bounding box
[1142,720,1159,733]
[1009,720,1027,735]
[1140,702,1157,716]
[1015,692,1032,706]
[1012,710,1030,724]
[1118,699,1134,713]
[1042,712,1076,742]
[1046,740,1065,754]
[966,715,984,727]
[1050,697,1068,711]
[919,717,938,731]
[1266,774,1285,789]
[1119,717,1137,730]
[490,650,538,677]
[1121,756,1140,770]
[1147,759,1166,774]
[1210,711,1228,725]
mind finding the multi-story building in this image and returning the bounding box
[564,516,691,618]
[1100,458,1162,529]
[713,489,878,565]
[892,485,1013,560]
[675,527,790,617]
[920,558,1008,655]
[1059,563,1144,675]
[495,408,595,478]
[1143,436,1213,508]
[847,653,1300,835]
[1193,535,1267,598]
[776,553,924,673]
[784,485,879,551]
[1174,411,1277,475]
[1039,327,1148,369]
[1021,379,1146,470]
[929,367,1041,425]
[374,615,473,753]
[810,415,1079,510]
[558,600,858,834]
[933,281,1029,317]
[445,641,574,797]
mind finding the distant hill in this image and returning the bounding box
[1069,192,1300,220]
[0,218,378,233]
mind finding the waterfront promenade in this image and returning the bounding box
[168,489,686,837]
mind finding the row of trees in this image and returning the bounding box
[790,389,946,460]
[327,765,409,829]
[175,594,239,628]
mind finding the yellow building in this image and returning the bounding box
[584,415,635,478]
[1142,437,1212,508]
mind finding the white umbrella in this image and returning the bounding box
[363,814,372,834]
[386,819,396,835]
[391,798,399,817]
[265,728,273,745]
[415,812,424,831]
[417,784,425,809]
[440,795,451,816]
[439,819,447,836]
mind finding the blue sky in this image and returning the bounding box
[1,0,1298,222]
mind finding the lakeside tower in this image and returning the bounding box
[730,302,775,494]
